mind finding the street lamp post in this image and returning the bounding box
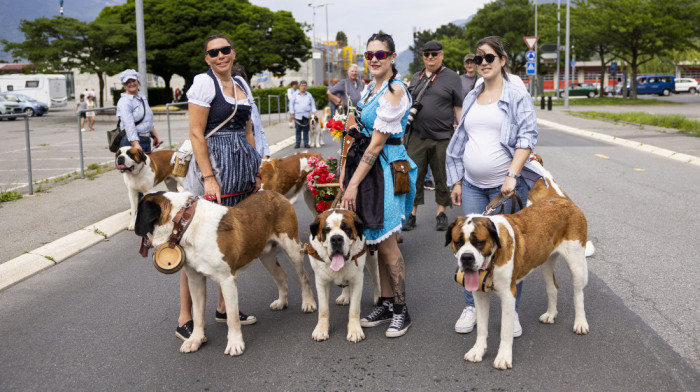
[309,2,332,85]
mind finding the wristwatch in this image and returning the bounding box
[505,171,520,178]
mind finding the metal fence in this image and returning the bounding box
[77,106,117,179]
[165,102,188,147]
[0,113,32,194]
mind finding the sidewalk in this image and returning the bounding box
[1,106,699,290]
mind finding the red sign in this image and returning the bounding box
[523,36,539,51]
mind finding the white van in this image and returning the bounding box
[0,74,68,108]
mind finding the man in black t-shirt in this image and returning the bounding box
[404,40,462,232]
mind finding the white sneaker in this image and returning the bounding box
[81,128,86,132]
[455,306,476,333]
[513,311,523,338]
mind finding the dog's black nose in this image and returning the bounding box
[117,156,124,165]
[330,234,344,247]
[460,253,475,264]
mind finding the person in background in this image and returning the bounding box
[460,53,481,100]
[403,40,462,232]
[76,94,87,132]
[116,69,161,152]
[176,34,262,341]
[328,77,339,118]
[327,64,365,115]
[85,95,96,131]
[340,33,417,338]
[287,81,298,128]
[446,36,545,338]
[288,80,317,149]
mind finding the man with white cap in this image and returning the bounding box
[117,69,161,152]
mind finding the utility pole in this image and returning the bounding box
[59,0,64,16]
[135,0,148,100]
[324,3,332,85]
[556,0,561,97]
[564,0,570,108]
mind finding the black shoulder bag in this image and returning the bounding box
[108,97,146,152]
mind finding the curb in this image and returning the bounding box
[0,136,297,292]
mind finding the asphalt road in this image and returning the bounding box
[1,126,698,391]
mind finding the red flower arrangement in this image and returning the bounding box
[326,118,346,141]
[306,156,339,212]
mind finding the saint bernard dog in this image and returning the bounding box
[258,151,326,216]
[115,146,183,231]
[135,190,317,356]
[309,113,324,148]
[307,209,379,342]
[446,197,590,369]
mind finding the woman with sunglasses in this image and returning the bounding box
[340,33,417,338]
[446,36,546,337]
[176,33,262,342]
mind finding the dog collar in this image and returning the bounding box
[169,196,198,246]
[304,242,366,267]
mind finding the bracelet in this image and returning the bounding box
[203,174,215,180]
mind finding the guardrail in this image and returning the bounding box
[165,102,189,147]
[267,95,282,125]
[0,113,32,194]
[77,106,117,179]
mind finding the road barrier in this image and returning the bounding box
[165,102,188,147]
[77,106,117,179]
[1,113,32,194]
[267,95,281,125]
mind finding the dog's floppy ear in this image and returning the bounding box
[135,198,161,236]
[309,216,321,240]
[445,216,464,247]
[352,213,364,239]
[137,148,148,163]
[484,218,501,249]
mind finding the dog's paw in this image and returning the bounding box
[269,299,288,311]
[301,300,317,313]
[493,352,513,370]
[179,335,206,353]
[312,325,329,342]
[335,293,350,306]
[346,326,365,343]
[464,346,486,363]
[539,311,557,324]
[573,319,589,335]
[224,336,245,356]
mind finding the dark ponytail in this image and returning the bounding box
[367,33,398,93]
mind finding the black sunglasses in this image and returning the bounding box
[206,45,233,57]
[423,51,441,58]
[473,53,498,65]
[364,50,393,61]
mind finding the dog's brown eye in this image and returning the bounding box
[454,240,464,248]
[322,227,331,235]
[475,240,486,248]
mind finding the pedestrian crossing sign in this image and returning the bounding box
[526,62,536,75]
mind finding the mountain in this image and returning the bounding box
[0,0,126,62]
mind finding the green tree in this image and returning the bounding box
[409,23,470,75]
[1,16,133,106]
[98,0,311,91]
[569,0,616,95]
[594,0,699,98]
[336,31,348,47]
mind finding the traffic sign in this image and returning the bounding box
[523,36,539,51]
[610,60,617,72]
[526,62,536,75]
[571,60,576,67]
[526,50,536,62]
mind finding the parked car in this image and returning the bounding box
[635,75,675,96]
[0,95,22,120]
[559,82,598,98]
[674,78,698,94]
[0,93,49,116]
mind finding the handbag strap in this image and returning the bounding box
[205,78,241,140]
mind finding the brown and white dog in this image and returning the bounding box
[309,113,324,148]
[307,209,380,342]
[258,151,324,215]
[115,146,183,231]
[445,197,589,369]
[135,190,317,356]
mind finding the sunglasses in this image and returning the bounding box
[206,45,233,57]
[364,50,393,61]
[423,51,441,58]
[473,53,498,65]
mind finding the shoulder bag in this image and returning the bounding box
[108,97,146,152]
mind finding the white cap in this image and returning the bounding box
[120,69,139,84]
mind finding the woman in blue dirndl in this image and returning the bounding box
[340,33,417,338]
[175,34,261,342]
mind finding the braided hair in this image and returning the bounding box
[366,33,398,93]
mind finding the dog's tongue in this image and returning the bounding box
[464,270,479,292]
[117,164,128,171]
[330,254,345,272]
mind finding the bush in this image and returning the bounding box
[111,87,174,106]
[251,86,328,115]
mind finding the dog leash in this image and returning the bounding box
[483,192,523,216]
[204,187,254,201]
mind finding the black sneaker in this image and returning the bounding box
[175,320,193,341]
[402,214,416,231]
[215,310,257,325]
[360,300,393,327]
[436,212,448,231]
[386,307,412,338]
[424,179,435,190]
[294,145,300,149]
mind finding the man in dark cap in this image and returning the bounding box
[403,40,462,231]
[460,53,481,100]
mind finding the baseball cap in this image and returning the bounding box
[464,54,475,62]
[421,41,443,52]
[120,69,139,84]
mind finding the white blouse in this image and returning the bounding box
[363,80,411,135]
[187,73,250,107]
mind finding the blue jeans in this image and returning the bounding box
[294,117,309,147]
[461,177,529,309]
[120,134,152,153]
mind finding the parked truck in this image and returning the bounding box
[0,74,68,108]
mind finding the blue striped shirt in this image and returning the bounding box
[446,78,544,188]
[289,91,317,119]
